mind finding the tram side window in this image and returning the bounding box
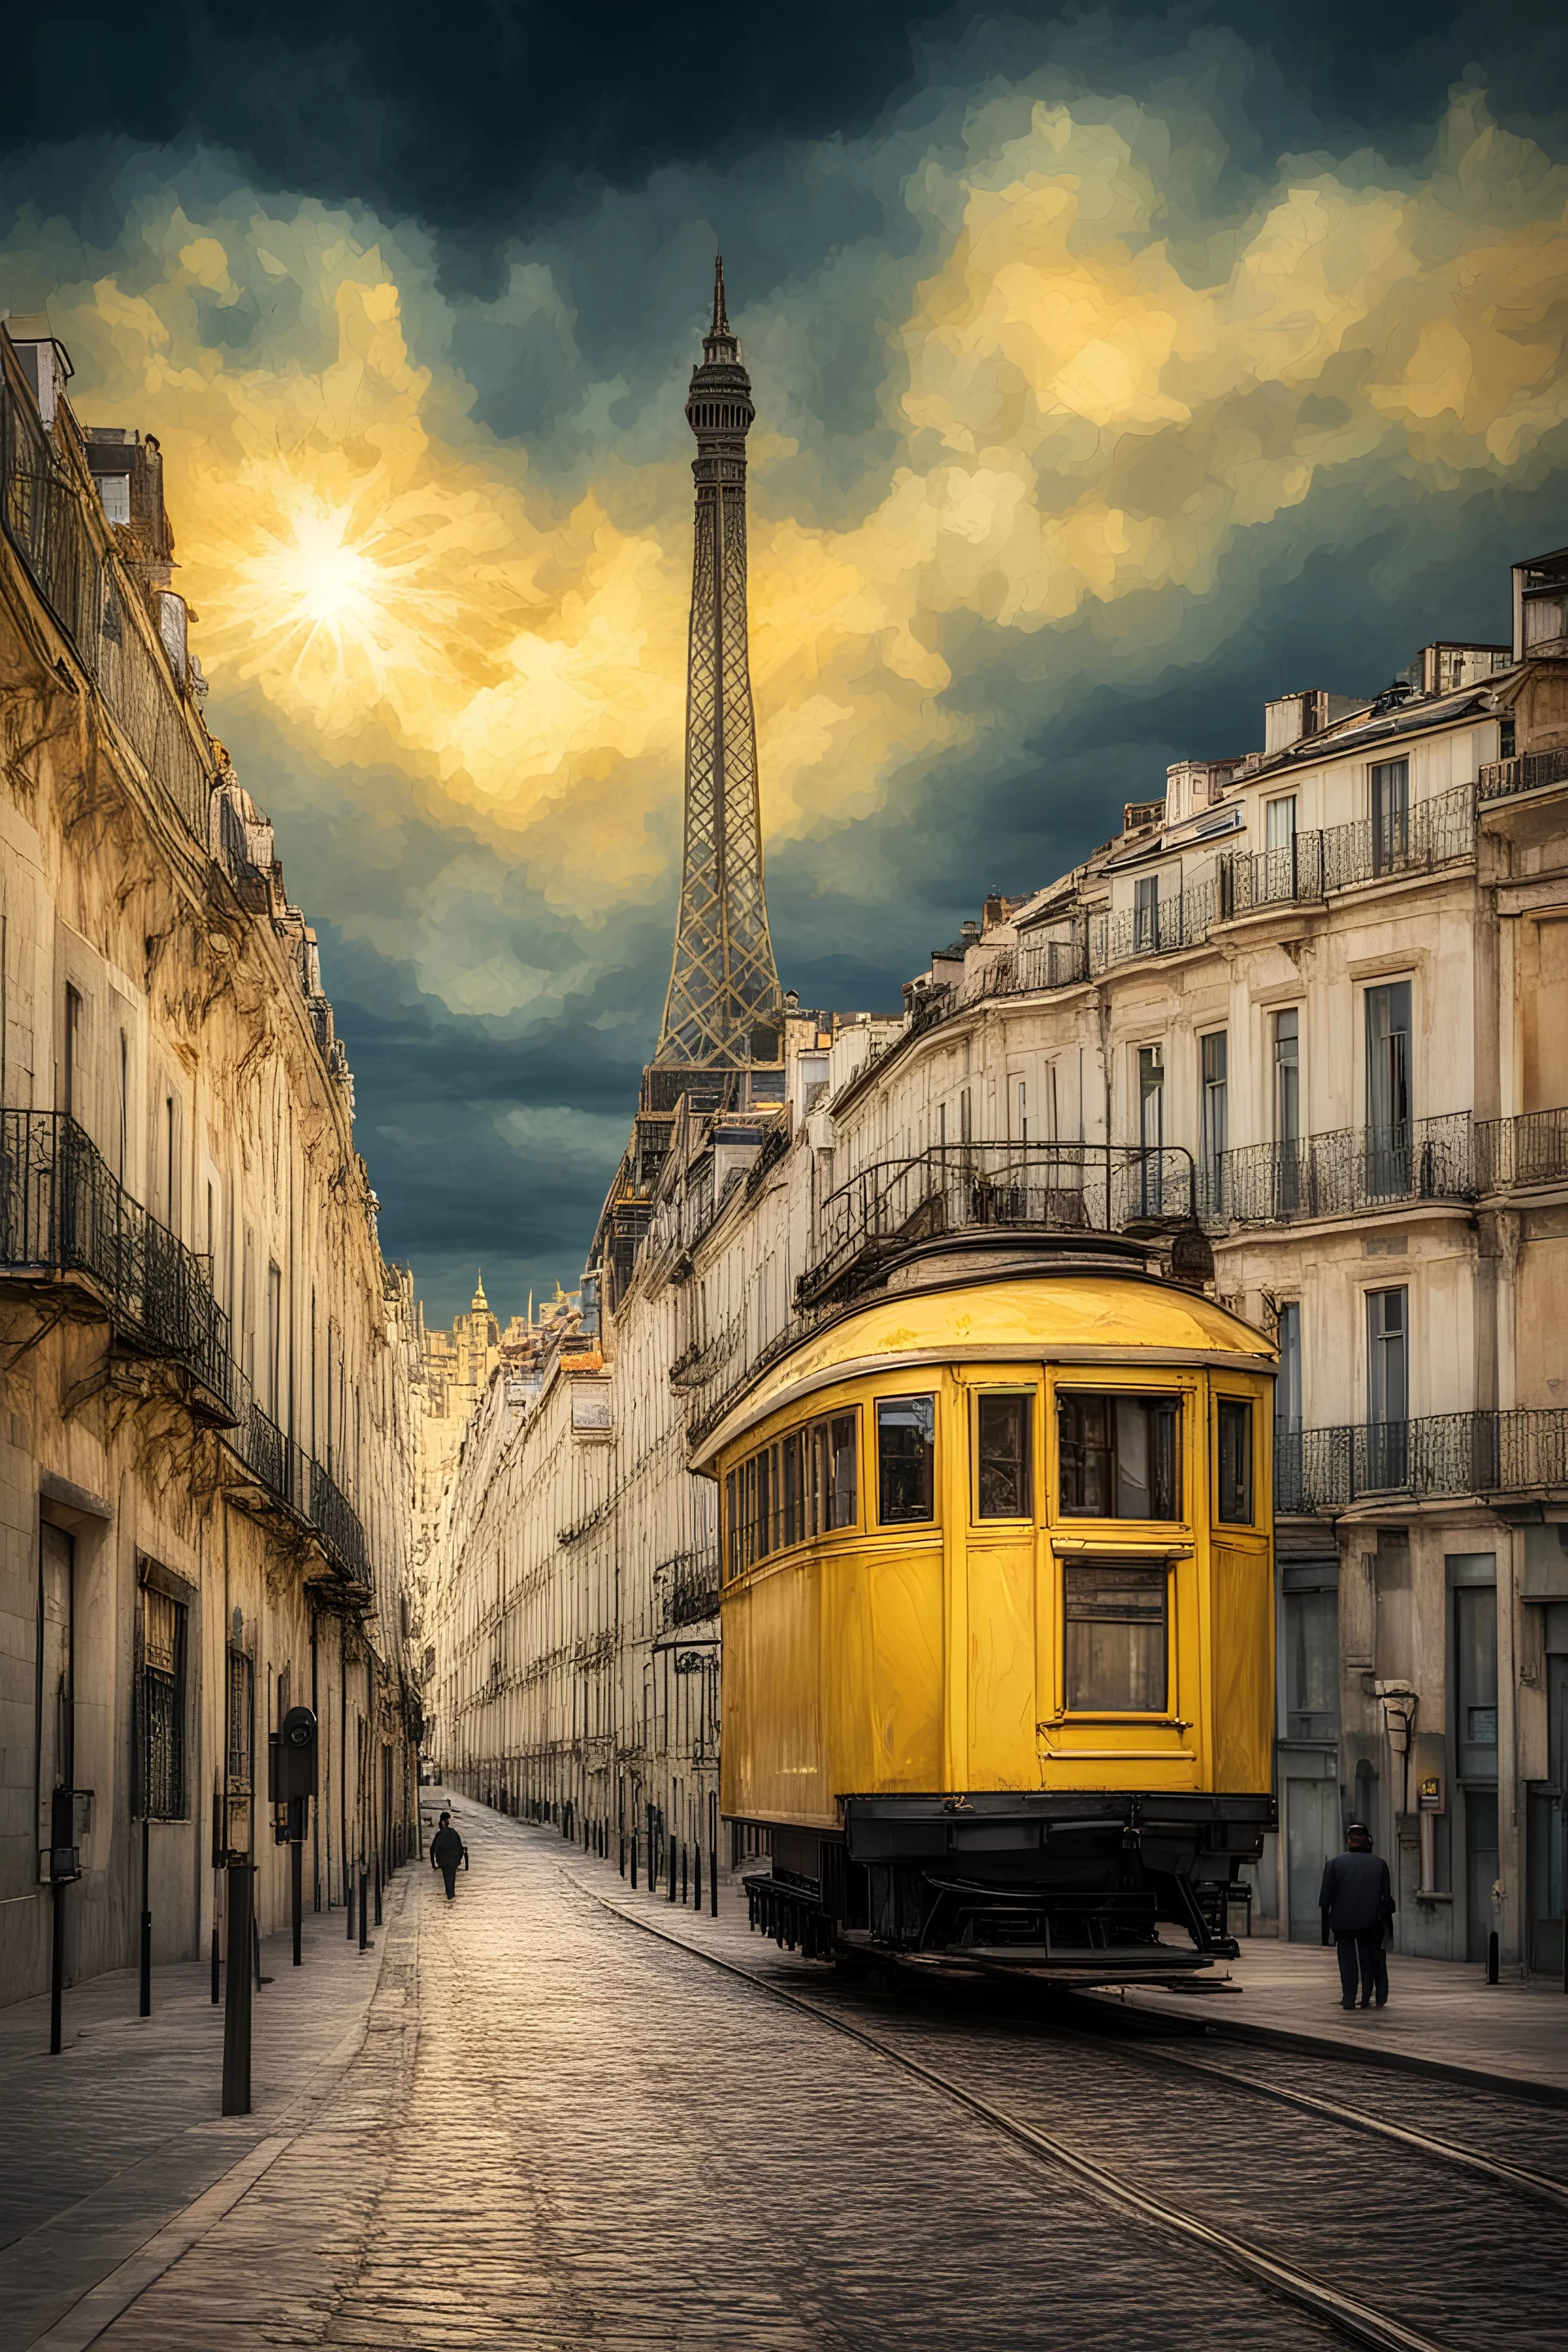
[977,1392,1032,1519]
[807,1413,858,1533]
[1064,1562,1169,1713]
[1058,1392,1181,1520]
[878,1396,936,1524]
[1217,1398,1254,1523]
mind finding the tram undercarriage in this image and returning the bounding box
[742,1790,1276,1982]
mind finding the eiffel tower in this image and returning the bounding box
[655,256,782,1066]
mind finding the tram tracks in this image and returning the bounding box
[584,1877,1560,2352]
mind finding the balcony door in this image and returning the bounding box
[1521,917,1568,1118]
[1365,981,1412,1198]
[1365,1286,1409,1487]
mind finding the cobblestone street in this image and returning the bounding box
[6,1795,1566,2351]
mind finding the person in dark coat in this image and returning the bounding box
[430,1812,467,1901]
[1320,1821,1395,2009]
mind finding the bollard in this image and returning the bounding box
[374,1860,383,1927]
[139,1815,152,2019]
[359,1871,369,1952]
[211,1921,220,2004]
[693,1844,702,1912]
[345,1872,354,1941]
[668,1838,677,1904]
[221,1864,252,2115]
[1487,1929,1500,1986]
[710,1840,719,1918]
[646,1805,656,1898]
[681,1845,688,1905]
[628,1835,635,1887]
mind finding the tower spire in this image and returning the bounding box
[655,260,781,1066]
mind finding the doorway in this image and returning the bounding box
[37,1523,75,1860]
[1464,1789,1500,1962]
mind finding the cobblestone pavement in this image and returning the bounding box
[17,1797,1566,2350]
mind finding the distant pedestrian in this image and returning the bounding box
[1320,1821,1395,2010]
[430,1812,468,1902]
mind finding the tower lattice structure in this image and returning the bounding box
[655,256,782,1066]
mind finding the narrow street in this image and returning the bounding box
[10,1797,1567,2351]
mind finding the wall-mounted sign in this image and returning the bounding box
[1418,1774,1444,1812]
[571,1383,612,1434]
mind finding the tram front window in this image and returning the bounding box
[1058,1392,1180,1520]
[1064,1562,1169,1712]
[878,1396,935,1523]
[977,1392,1032,1518]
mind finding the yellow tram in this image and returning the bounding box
[696,1238,1276,1979]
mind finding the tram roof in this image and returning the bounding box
[692,1269,1275,1470]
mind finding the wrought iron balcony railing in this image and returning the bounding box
[1477,746,1568,802]
[1276,1408,1568,1514]
[1,1109,231,1400]
[2,1109,374,1588]
[799,1142,1196,1307]
[1475,1105,1568,1190]
[1218,782,1477,918]
[1203,1113,1475,1226]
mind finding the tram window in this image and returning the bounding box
[1057,1393,1180,1520]
[781,1432,802,1546]
[977,1393,1032,1519]
[878,1396,936,1524]
[724,1471,739,1579]
[1217,1398,1254,1523]
[801,1410,859,1536]
[757,1446,774,1557]
[1064,1562,1169,1713]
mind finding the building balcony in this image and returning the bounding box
[1477,746,1568,801]
[0,1108,231,1405]
[1203,1106,1568,1229]
[1,1108,374,1589]
[1276,1408,1568,1515]
[1218,781,1477,917]
[798,1142,1196,1307]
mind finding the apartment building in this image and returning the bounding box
[428,544,1568,1973]
[0,316,421,2003]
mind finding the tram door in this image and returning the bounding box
[1285,1780,1339,1941]
[38,1525,75,1869]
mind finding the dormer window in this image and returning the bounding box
[97,473,131,525]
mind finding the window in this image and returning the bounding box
[1365,981,1412,1200]
[976,1393,1032,1519]
[1058,1392,1181,1520]
[727,1410,859,1574]
[1266,795,1297,853]
[1216,1397,1254,1523]
[1276,1302,1303,1432]
[1283,1565,1339,1740]
[226,1646,254,1792]
[1064,1562,1168,1712]
[1200,1031,1227,1209]
[266,1261,283,1423]
[138,1580,188,1819]
[63,983,82,1119]
[1365,1286,1410,1488]
[1273,1010,1300,1146]
[1134,874,1160,953]
[1455,1577,1499,1778]
[1370,757,1410,875]
[1138,1043,1165,1214]
[877,1396,935,1524]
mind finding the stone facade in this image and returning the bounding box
[0,318,421,2005]
[427,550,1568,1974]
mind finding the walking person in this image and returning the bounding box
[430,1811,468,1902]
[1320,1820,1395,2010]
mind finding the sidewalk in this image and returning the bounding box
[1093,1937,1568,2099]
[0,1867,409,2351]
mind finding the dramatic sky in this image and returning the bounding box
[6,5,1567,1324]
